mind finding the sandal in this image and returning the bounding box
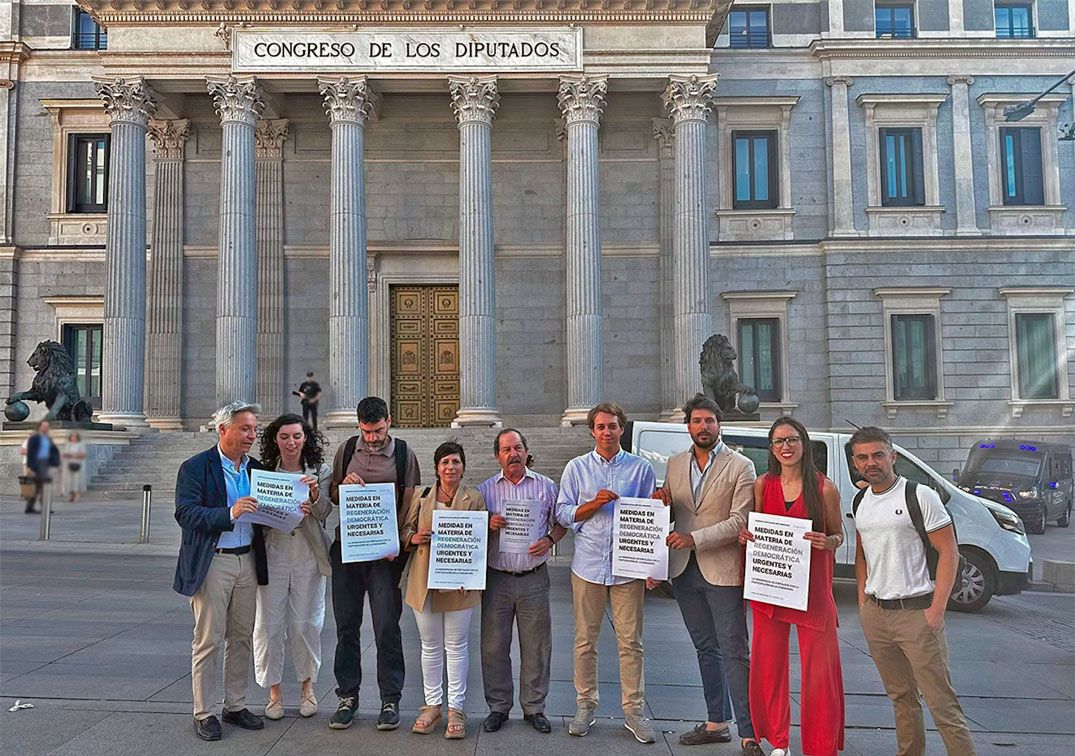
[445,708,466,739]
[412,704,442,734]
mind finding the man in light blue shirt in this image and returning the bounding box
[557,402,656,744]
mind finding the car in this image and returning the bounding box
[956,440,1073,534]
[627,421,1032,613]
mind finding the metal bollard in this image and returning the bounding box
[38,479,53,541]
[139,485,152,544]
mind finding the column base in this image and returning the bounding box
[657,408,681,423]
[322,409,358,430]
[96,411,149,430]
[145,416,183,431]
[452,408,502,428]
[560,407,592,427]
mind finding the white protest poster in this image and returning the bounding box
[498,499,546,555]
[428,510,489,590]
[743,511,812,611]
[338,483,399,563]
[612,497,671,581]
[243,470,307,532]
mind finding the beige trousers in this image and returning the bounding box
[570,572,645,715]
[190,551,258,720]
[860,599,976,756]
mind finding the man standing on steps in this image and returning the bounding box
[294,372,321,430]
[478,429,566,735]
[327,396,420,732]
[557,402,658,744]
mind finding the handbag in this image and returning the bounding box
[18,475,35,499]
[68,462,82,473]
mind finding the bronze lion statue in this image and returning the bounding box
[6,340,94,422]
[699,334,760,414]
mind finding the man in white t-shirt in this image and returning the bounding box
[850,426,975,756]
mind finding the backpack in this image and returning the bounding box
[852,479,967,596]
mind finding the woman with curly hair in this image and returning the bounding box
[252,413,333,720]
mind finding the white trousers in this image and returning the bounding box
[412,598,474,711]
[253,529,327,687]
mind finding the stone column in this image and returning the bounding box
[318,77,377,427]
[663,74,718,415]
[207,75,264,407]
[557,75,607,427]
[145,118,190,429]
[254,118,288,415]
[825,76,855,237]
[448,75,501,428]
[94,76,157,427]
[947,76,978,235]
[653,117,678,421]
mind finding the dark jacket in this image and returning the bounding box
[26,434,61,471]
[173,447,268,596]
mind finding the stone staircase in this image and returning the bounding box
[89,426,595,498]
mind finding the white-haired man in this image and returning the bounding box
[174,401,268,741]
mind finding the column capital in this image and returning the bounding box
[206,75,265,126]
[652,117,674,157]
[557,75,607,126]
[448,75,500,126]
[93,76,157,128]
[824,76,854,88]
[318,76,379,126]
[147,118,190,160]
[255,119,290,159]
[946,75,974,87]
[662,74,718,125]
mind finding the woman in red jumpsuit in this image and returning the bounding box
[739,417,845,756]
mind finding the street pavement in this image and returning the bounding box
[1,493,1073,755]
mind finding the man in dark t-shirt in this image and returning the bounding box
[295,372,321,430]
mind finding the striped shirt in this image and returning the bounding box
[477,468,560,573]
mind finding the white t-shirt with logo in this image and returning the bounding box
[856,477,952,600]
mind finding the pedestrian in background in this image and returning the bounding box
[61,431,87,503]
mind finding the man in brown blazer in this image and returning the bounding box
[654,395,762,756]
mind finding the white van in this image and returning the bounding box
[628,421,1032,613]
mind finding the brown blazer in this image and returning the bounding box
[400,484,486,613]
[666,445,756,586]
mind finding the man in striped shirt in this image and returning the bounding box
[477,429,566,735]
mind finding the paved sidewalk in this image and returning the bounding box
[2,496,1073,755]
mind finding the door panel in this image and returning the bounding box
[390,285,459,428]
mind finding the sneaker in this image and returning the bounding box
[329,695,357,730]
[568,704,596,737]
[377,701,400,731]
[771,749,790,756]
[624,713,656,744]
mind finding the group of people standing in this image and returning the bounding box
[173,394,976,755]
[21,419,87,512]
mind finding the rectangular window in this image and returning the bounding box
[891,313,937,400]
[73,9,108,50]
[995,3,1034,38]
[61,323,103,408]
[728,6,771,49]
[66,134,110,213]
[738,318,781,402]
[732,130,779,209]
[879,127,925,206]
[875,2,916,38]
[1000,127,1044,206]
[1015,312,1059,400]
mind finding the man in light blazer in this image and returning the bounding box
[654,394,763,756]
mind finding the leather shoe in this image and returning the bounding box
[222,708,264,730]
[194,715,222,741]
[524,712,552,733]
[482,711,509,732]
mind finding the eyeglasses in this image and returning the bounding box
[770,437,802,448]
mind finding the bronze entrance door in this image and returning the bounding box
[390,285,460,428]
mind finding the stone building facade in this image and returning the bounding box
[0,0,1072,470]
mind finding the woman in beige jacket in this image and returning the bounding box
[252,414,333,720]
[400,441,486,739]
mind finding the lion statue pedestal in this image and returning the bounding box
[3,340,114,431]
[699,334,761,421]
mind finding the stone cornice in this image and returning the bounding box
[810,37,1075,61]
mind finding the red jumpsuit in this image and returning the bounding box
[749,474,845,755]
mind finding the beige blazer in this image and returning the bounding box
[400,484,486,613]
[666,445,756,586]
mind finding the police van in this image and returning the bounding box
[628,421,1032,613]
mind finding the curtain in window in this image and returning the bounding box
[1016,313,1058,400]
